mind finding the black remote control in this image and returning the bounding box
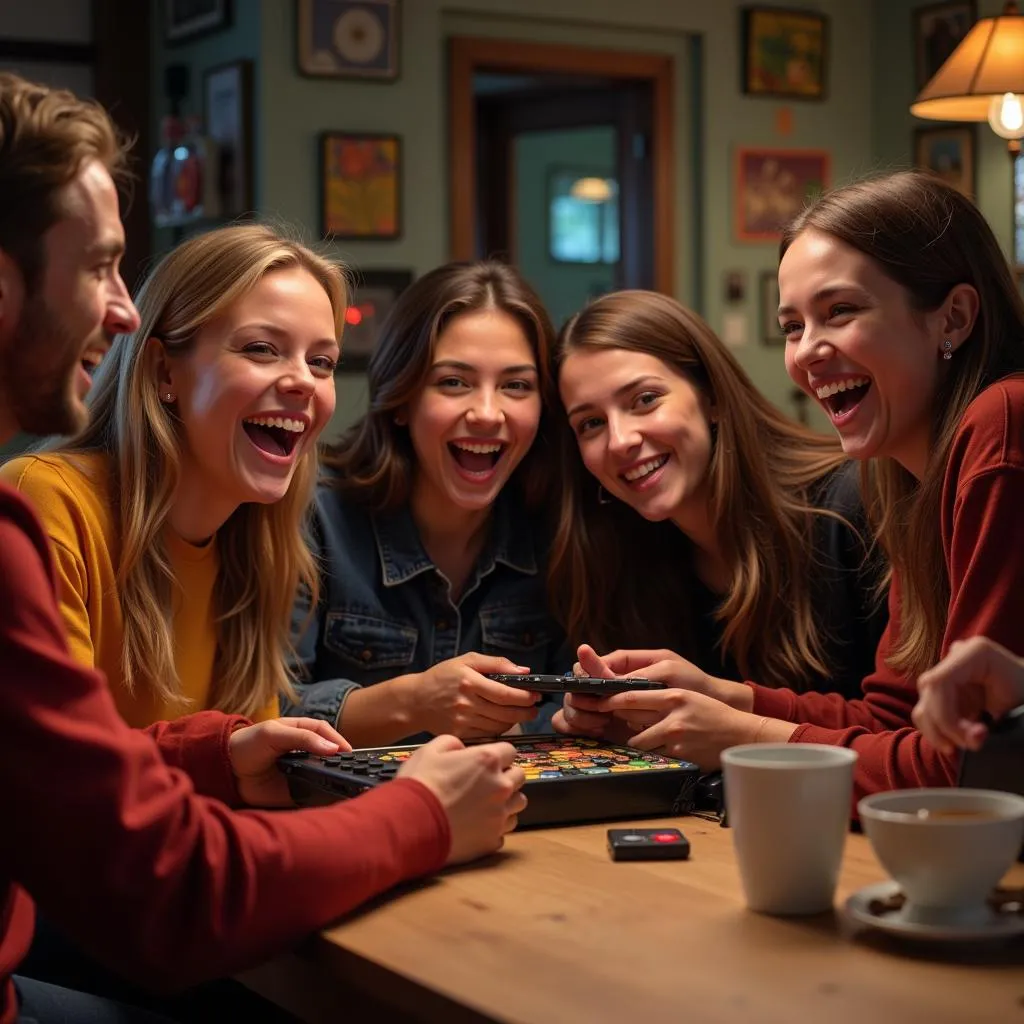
[607,827,690,861]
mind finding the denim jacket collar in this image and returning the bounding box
[372,490,538,588]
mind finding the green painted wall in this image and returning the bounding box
[147,0,878,438]
[515,126,618,330]
[253,0,875,439]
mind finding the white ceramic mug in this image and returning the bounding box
[858,788,1024,926]
[721,743,857,915]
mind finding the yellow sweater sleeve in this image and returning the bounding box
[254,695,280,723]
[0,456,98,668]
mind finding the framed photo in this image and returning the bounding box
[913,124,975,199]
[759,271,783,345]
[741,6,828,100]
[203,60,253,218]
[297,0,400,80]
[734,147,830,242]
[914,2,976,90]
[164,0,231,44]
[320,132,401,240]
[339,269,414,371]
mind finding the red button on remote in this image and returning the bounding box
[653,832,680,842]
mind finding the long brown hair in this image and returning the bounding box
[60,224,348,717]
[322,260,556,511]
[549,290,850,689]
[781,169,1024,681]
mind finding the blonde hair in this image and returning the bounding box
[60,224,348,716]
[782,171,1024,680]
[550,290,855,690]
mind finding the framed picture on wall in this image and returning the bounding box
[741,7,828,100]
[320,132,401,240]
[759,271,783,345]
[734,147,830,242]
[203,60,254,217]
[297,0,400,80]
[913,124,975,199]
[338,269,414,371]
[914,2,976,90]
[164,0,231,44]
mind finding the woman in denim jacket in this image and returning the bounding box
[289,262,566,744]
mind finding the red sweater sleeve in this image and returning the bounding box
[143,713,249,808]
[0,485,450,997]
[750,380,1024,802]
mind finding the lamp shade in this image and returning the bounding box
[911,3,1024,122]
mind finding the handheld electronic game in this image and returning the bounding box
[279,734,700,828]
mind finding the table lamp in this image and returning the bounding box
[911,1,1024,156]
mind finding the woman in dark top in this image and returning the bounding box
[548,290,886,736]
[288,261,566,745]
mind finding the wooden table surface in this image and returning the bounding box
[239,816,1024,1024]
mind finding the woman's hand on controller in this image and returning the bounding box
[397,734,528,865]
[592,690,794,770]
[581,644,754,712]
[229,716,350,807]
[405,653,539,739]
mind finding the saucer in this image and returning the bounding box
[844,881,1024,942]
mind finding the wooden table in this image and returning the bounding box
[239,817,1024,1024]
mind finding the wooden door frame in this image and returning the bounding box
[449,36,675,294]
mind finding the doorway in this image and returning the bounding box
[448,37,674,302]
[475,75,654,326]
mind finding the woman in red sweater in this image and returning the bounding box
[557,170,1024,803]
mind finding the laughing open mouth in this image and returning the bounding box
[448,440,506,474]
[242,415,307,457]
[816,376,872,418]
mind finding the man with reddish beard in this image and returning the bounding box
[0,73,526,1023]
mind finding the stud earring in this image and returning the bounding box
[942,339,953,361]
[163,393,175,402]
[597,484,612,506]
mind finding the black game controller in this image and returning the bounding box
[487,673,666,695]
[958,704,1024,859]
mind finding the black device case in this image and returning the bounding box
[957,705,1024,859]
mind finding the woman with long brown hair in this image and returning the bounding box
[547,290,885,754]
[565,170,1024,801]
[289,260,566,744]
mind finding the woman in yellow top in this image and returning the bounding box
[0,224,345,726]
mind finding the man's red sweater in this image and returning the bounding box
[0,481,450,1023]
[750,377,1024,803]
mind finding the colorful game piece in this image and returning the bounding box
[279,735,700,828]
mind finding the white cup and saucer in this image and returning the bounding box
[846,788,1024,942]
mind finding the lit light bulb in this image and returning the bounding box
[988,92,1024,140]
[570,177,615,203]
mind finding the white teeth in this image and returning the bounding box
[815,377,870,400]
[452,441,503,454]
[623,454,668,482]
[243,415,306,433]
